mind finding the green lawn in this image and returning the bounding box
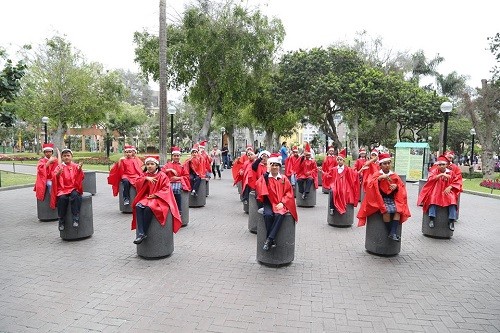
[0,171,36,188]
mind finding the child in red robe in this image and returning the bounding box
[107,144,143,205]
[34,143,59,201]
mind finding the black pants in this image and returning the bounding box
[297,178,313,194]
[121,179,131,199]
[57,190,82,222]
[135,205,153,236]
[173,192,182,214]
[263,203,285,240]
[190,174,201,192]
[212,164,221,178]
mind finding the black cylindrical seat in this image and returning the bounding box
[60,192,93,241]
[422,206,454,239]
[37,187,58,221]
[82,171,97,195]
[180,190,190,227]
[189,180,206,207]
[327,191,354,227]
[137,212,174,259]
[119,182,137,213]
[247,191,261,234]
[256,213,295,266]
[365,213,401,256]
[296,186,316,207]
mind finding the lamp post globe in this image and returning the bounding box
[440,102,453,154]
[41,116,49,144]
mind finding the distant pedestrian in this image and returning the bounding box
[210,144,222,179]
[280,141,288,167]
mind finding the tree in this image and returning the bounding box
[14,36,127,149]
[134,0,284,140]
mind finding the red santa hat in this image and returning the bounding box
[359,148,366,155]
[124,144,136,152]
[327,146,335,152]
[42,143,54,151]
[304,142,311,154]
[61,148,73,155]
[258,150,271,159]
[445,150,455,158]
[199,140,207,149]
[435,155,449,164]
[171,146,181,155]
[370,149,379,156]
[268,153,282,165]
[191,144,199,152]
[337,148,347,160]
[292,145,299,152]
[378,153,392,164]
[246,145,254,152]
[144,155,160,165]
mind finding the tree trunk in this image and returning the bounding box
[159,0,168,164]
[199,105,214,141]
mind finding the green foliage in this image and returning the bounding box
[106,102,147,137]
[134,1,285,138]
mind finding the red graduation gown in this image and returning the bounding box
[255,173,298,223]
[295,157,319,189]
[107,157,143,196]
[131,171,182,234]
[321,155,338,190]
[284,155,300,178]
[50,162,84,209]
[357,170,411,227]
[162,161,191,191]
[327,166,360,214]
[417,168,462,213]
[34,157,58,201]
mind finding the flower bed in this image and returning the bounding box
[480,179,500,191]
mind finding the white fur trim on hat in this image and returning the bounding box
[268,156,282,165]
[144,156,159,164]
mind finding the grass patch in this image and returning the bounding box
[462,173,500,196]
[0,171,36,188]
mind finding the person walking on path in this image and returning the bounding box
[221,144,229,169]
[279,141,288,167]
[107,145,143,206]
[50,148,84,231]
[131,155,182,244]
[357,152,411,241]
[210,144,222,179]
[34,143,59,201]
[417,154,462,231]
[256,153,298,251]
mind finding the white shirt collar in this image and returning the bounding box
[379,169,394,176]
[269,172,282,180]
[337,165,344,173]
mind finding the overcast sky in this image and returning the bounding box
[1,0,498,89]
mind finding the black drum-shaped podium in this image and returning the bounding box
[327,192,354,227]
[247,191,261,234]
[59,192,93,241]
[365,213,401,256]
[82,171,97,195]
[317,169,323,186]
[137,212,174,259]
[256,213,295,267]
[296,187,316,207]
[180,190,190,227]
[422,206,454,239]
[119,182,137,213]
[37,187,58,221]
[189,180,206,207]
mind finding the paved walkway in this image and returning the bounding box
[0,165,499,332]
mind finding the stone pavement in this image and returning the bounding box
[0,165,499,332]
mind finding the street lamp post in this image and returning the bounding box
[167,106,177,151]
[220,127,225,148]
[41,116,49,144]
[469,128,476,177]
[440,101,453,154]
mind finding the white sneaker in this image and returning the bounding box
[257,208,264,214]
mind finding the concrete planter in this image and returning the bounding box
[189,180,206,207]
